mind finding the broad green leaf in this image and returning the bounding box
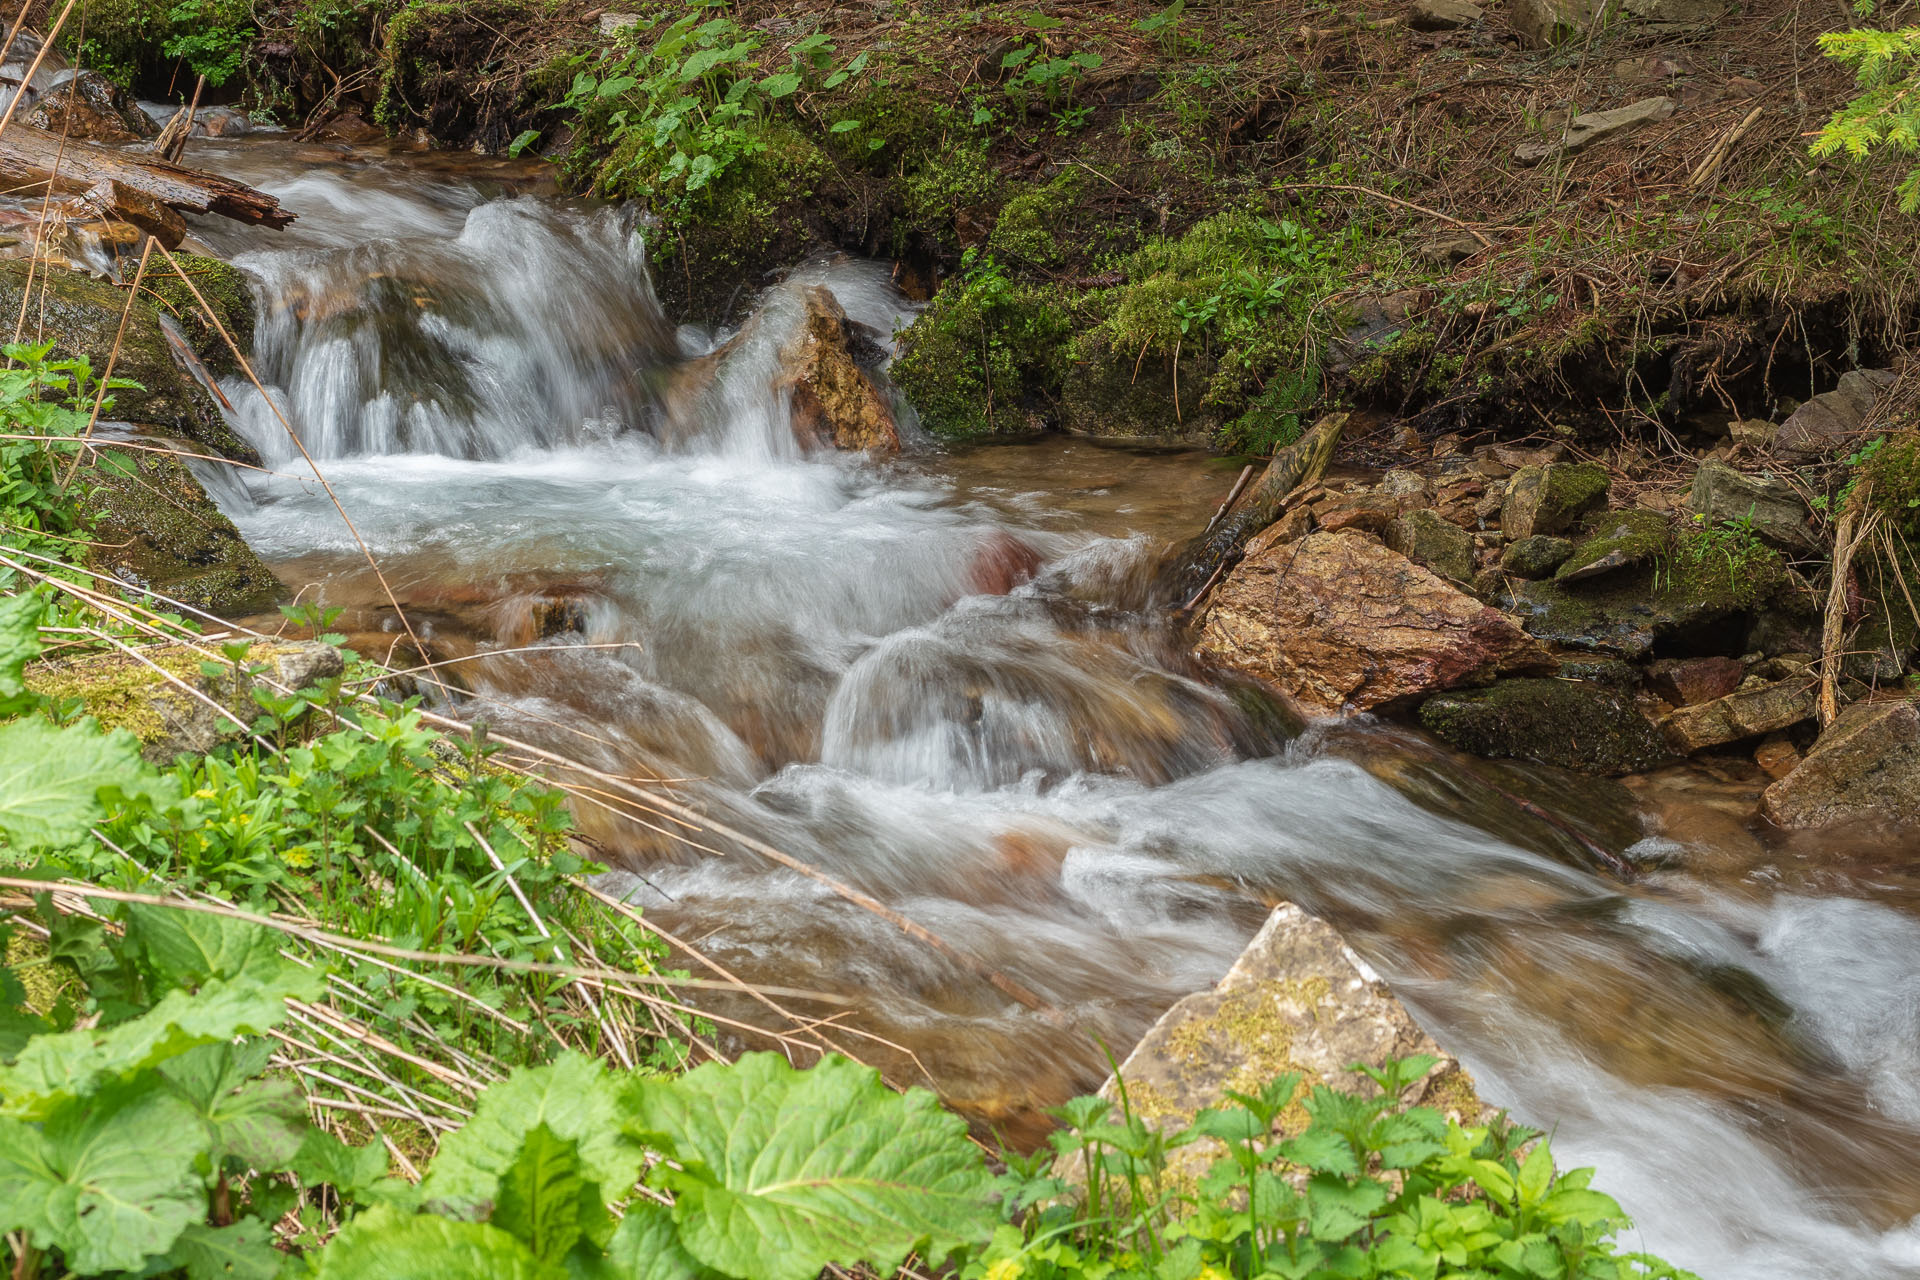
[0,1083,205,1273]
[1305,1172,1389,1242]
[590,1200,700,1280]
[0,591,44,716]
[0,716,149,851]
[632,1052,997,1280]
[160,1040,307,1168]
[125,903,305,988]
[289,1127,389,1196]
[1516,1140,1554,1206]
[313,1205,555,1280]
[758,71,800,98]
[1538,1186,1626,1226]
[1280,1125,1358,1177]
[164,1217,284,1280]
[420,1052,643,1217]
[492,1123,605,1264]
[0,966,320,1117]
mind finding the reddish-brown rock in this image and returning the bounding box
[1196,529,1547,716]
[1647,656,1745,707]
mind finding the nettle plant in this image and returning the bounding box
[1812,25,1920,210]
[552,8,874,206]
[0,341,139,585]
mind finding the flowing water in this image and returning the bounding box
[174,138,1920,1279]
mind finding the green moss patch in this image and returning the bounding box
[1420,678,1673,776]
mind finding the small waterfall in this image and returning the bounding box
[224,195,677,461]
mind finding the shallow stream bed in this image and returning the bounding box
[174,137,1920,1280]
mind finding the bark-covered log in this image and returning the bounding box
[0,122,293,228]
[1160,412,1347,607]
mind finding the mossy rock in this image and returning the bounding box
[1501,462,1609,540]
[0,262,258,463]
[1386,508,1474,583]
[28,638,339,765]
[1555,508,1670,581]
[1502,548,1784,659]
[1057,332,1217,441]
[892,275,1072,439]
[141,253,256,377]
[77,443,281,616]
[1501,534,1575,578]
[1420,677,1674,775]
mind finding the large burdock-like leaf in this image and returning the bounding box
[0,1082,206,1273]
[313,1205,556,1280]
[419,1052,645,1217]
[160,1040,308,1168]
[0,965,321,1118]
[631,1052,998,1280]
[0,716,150,852]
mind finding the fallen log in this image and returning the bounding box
[0,121,293,229]
[1160,411,1346,608]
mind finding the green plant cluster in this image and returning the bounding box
[69,0,257,89]
[896,209,1371,449]
[554,7,865,213]
[980,1057,1697,1280]
[890,248,1074,439]
[0,341,138,589]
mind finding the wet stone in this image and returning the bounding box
[1762,698,1920,828]
[1419,677,1673,776]
[1556,509,1670,582]
[1501,534,1575,579]
[1688,461,1819,553]
[1647,656,1746,707]
[1661,676,1819,754]
[1386,508,1475,583]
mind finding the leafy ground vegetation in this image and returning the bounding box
[63,0,1920,458]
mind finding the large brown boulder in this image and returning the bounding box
[1761,698,1920,829]
[1197,529,1546,716]
[780,285,900,454]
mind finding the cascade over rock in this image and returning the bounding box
[780,285,901,455]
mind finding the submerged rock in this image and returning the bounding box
[77,444,281,616]
[1761,698,1920,828]
[1419,677,1672,775]
[1077,902,1484,1182]
[1197,529,1545,716]
[780,285,901,454]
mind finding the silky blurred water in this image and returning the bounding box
[179,141,1920,1280]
